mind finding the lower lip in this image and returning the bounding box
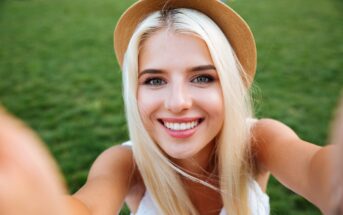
[162,124,198,138]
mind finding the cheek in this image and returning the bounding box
[137,89,150,121]
[194,87,224,117]
[210,98,224,128]
[137,88,160,123]
[211,91,224,115]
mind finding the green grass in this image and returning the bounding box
[1,0,342,214]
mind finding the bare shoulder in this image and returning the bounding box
[251,118,305,170]
[249,118,297,191]
[73,144,138,214]
[252,118,299,141]
[88,144,135,179]
[251,118,296,164]
[251,118,327,209]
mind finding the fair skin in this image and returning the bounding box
[0,29,339,215]
[137,30,224,172]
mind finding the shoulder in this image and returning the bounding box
[251,119,323,195]
[73,144,139,214]
[252,118,299,142]
[89,144,134,175]
[251,118,301,166]
[250,119,300,186]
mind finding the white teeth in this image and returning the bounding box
[163,120,199,131]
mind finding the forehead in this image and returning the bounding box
[138,29,214,71]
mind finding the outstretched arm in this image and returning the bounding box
[0,107,70,215]
[253,117,336,214]
[72,145,136,215]
[0,107,135,215]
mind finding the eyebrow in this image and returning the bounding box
[190,65,216,72]
[139,69,163,78]
[139,64,216,77]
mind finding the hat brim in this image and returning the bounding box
[114,0,256,86]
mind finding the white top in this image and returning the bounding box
[132,180,269,215]
[122,141,270,215]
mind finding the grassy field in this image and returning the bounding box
[1,0,342,214]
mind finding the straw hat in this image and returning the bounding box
[114,0,256,86]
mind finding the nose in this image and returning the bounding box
[164,82,192,113]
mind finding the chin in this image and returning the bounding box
[160,144,199,160]
[167,152,193,160]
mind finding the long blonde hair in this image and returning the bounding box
[122,8,254,215]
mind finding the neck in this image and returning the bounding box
[173,140,217,178]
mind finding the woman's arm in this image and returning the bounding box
[0,107,70,215]
[72,145,136,215]
[0,107,135,215]
[253,118,334,213]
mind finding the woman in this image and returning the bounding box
[0,0,337,214]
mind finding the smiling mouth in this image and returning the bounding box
[158,118,204,131]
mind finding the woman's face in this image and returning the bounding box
[137,29,224,163]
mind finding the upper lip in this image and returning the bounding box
[158,117,203,123]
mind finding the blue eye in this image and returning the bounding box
[144,78,166,86]
[192,75,214,84]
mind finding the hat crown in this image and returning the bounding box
[114,0,256,86]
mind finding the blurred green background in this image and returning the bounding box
[0,0,342,214]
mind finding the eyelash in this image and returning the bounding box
[143,77,166,86]
[142,74,215,86]
[191,75,214,84]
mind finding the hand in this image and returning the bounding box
[0,107,68,215]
